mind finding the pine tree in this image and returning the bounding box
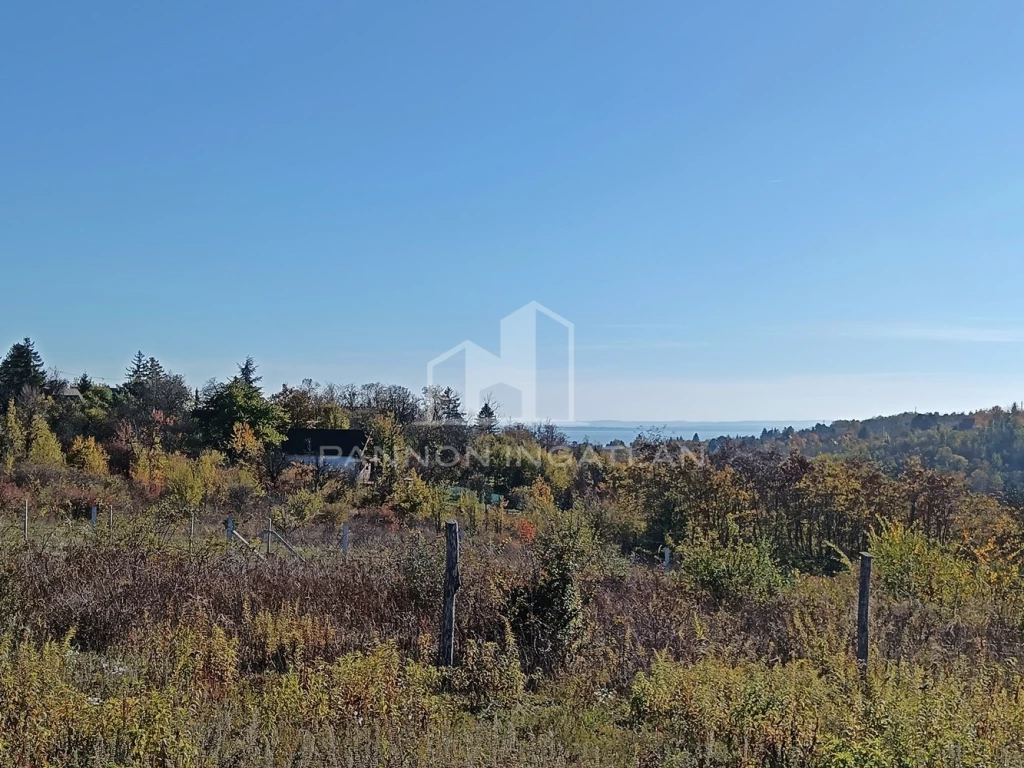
[193,359,286,453]
[127,351,147,381]
[145,357,165,381]
[438,386,464,423]
[0,338,46,408]
[237,357,262,387]
[476,402,498,434]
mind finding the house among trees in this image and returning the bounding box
[281,428,368,471]
[58,385,83,401]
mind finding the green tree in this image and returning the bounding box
[119,353,191,420]
[510,510,592,673]
[194,359,287,455]
[0,400,26,471]
[476,401,498,434]
[113,352,192,452]
[361,411,406,498]
[26,414,64,465]
[271,379,352,429]
[0,338,46,408]
[68,436,109,475]
[164,453,206,514]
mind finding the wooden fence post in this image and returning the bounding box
[90,505,98,530]
[857,552,872,671]
[663,547,672,574]
[108,505,113,532]
[438,520,461,667]
[226,514,234,542]
[23,499,28,545]
[267,516,273,557]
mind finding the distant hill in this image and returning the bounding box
[714,405,1024,500]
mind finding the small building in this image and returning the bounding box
[281,428,368,471]
[59,386,83,401]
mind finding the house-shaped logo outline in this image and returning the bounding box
[426,301,575,422]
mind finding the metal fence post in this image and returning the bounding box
[90,505,98,530]
[342,522,350,563]
[23,499,28,544]
[226,514,234,542]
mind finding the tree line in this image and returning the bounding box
[1,336,1021,578]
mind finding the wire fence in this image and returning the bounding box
[0,502,367,564]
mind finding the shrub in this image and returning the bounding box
[446,628,525,711]
[631,653,1024,767]
[631,653,832,764]
[510,511,592,673]
[870,520,976,608]
[674,525,784,607]
[241,601,338,672]
[276,488,326,528]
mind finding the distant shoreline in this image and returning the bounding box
[552,420,823,444]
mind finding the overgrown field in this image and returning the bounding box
[4,350,1024,764]
[3,511,1024,767]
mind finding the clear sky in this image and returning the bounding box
[2,1,1023,422]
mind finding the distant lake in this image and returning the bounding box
[556,421,820,445]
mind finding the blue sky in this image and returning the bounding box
[2,1,1023,421]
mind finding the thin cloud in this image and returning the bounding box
[837,322,1024,344]
[577,340,708,352]
[593,323,692,330]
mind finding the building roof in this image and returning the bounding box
[281,428,368,458]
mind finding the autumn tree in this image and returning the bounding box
[112,352,192,452]
[68,436,109,475]
[0,400,26,471]
[26,414,64,466]
[271,379,351,429]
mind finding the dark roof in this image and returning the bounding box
[281,428,368,457]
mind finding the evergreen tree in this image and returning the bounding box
[476,402,498,434]
[126,351,147,381]
[193,359,286,453]
[114,352,191,450]
[237,356,262,387]
[0,338,46,408]
[145,356,165,381]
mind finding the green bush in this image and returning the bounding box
[870,520,976,608]
[510,511,592,673]
[674,524,785,606]
[446,628,525,711]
